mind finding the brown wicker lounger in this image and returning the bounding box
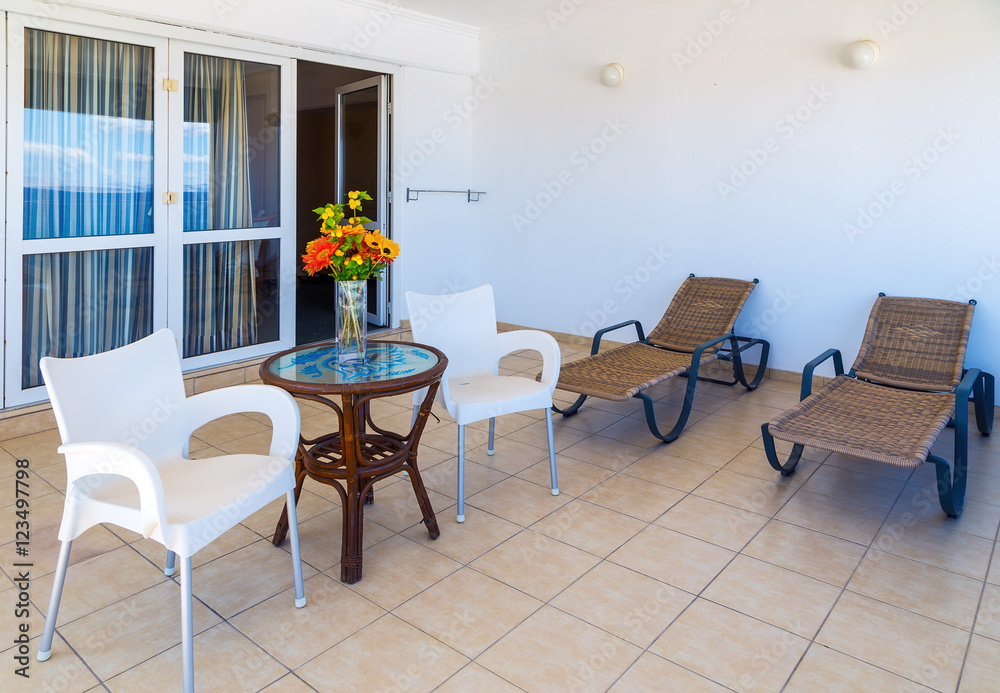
[762,294,994,518]
[553,274,770,442]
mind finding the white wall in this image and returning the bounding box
[467,0,1000,378]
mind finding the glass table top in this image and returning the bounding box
[266,342,439,386]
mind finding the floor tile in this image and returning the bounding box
[622,450,718,492]
[775,489,890,545]
[3,634,100,693]
[559,434,653,471]
[32,545,168,624]
[973,582,1000,640]
[816,592,969,692]
[419,457,508,500]
[342,535,461,610]
[893,479,1000,540]
[651,598,808,692]
[872,516,993,580]
[59,581,220,680]
[517,454,615,497]
[478,606,641,693]
[579,473,685,522]
[531,500,648,557]
[230,573,384,669]
[785,644,936,693]
[654,495,769,552]
[464,438,549,475]
[848,549,983,630]
[702,554,842,637]
[959,634,1000,692]
[723,446,819,486]
[609,525,735,594]
[434,663,523,692]
[2,524,125,581]
[693,469,799,517]
[192,539,318,619]
[470,530,600,602]
[394,567,541,657]
[296,615,467,693]
[656,431,750,468]
[400,506,521,564]
[286,507,395,574]
[551,561,692,648]
[801,464,906,511]
[743,520,867,586]
[105,622,288,692]
[466,477,570,527]
[609,652,729,692]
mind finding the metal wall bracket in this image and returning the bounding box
[405,188,485,203]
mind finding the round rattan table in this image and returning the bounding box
[260,340,447,583]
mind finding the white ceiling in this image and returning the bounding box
[394,0,659,32]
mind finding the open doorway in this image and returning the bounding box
[295,61,389,345]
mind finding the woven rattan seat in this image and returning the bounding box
[553,275,770,442]
[762,295,994,518]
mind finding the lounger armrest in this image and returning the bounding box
[590,320,646,355]
[800,349,844,400]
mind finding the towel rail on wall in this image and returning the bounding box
[405,188,485,202]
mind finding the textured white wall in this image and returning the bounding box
[466,0,1000,377]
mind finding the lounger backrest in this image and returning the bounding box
[647,276,757,352]
[851,295,973,392]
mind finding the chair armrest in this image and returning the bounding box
[800,349,844,400]
[496,330,561,388]
[185,384,301,459]
[58,441,166,538]
[590,320,646,355]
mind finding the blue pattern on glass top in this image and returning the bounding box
[268,342,438,385]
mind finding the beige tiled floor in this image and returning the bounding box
[3,339,1000,692]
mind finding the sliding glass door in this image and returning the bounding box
[168,44,292,367]
[4,19,169,406]
[4,20,294,405]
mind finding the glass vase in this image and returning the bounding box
[336,279,367,364]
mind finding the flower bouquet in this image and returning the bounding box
[302,191,399,362]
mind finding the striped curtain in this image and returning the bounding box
[23,29,154,239]
[182,54,258,357]
[21,29,154,389]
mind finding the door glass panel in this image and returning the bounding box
[183,55,280,231]
[182,240,279,357]
[340,86,378,221]
[22,248,154,388]
[23,29,154,239]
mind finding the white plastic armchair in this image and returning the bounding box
[405,285,560,522]
[36,328,306,693]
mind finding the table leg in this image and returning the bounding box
[340,477,365,584]
[405,460,440,540]
[272,452,308,547]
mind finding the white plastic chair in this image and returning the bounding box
[36,328,306,693]
[405,284,560,522]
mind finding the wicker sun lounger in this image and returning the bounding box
[762,294,994,518]
[553,274,770,442]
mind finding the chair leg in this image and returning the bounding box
[488,417,496,455]
[552,394,587,416]
[760,423,803,476]
[180,555,194,693]
[37,540,72,662]
[636,387,695,443]
[545,408,559,496]
[973,371,995,436]
[285,490,307,608]
[456,425,466,523]
[930,454,966,519]
[165,550,176,577]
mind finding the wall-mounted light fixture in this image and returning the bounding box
[599,63,625,87]
[844,40,879,69]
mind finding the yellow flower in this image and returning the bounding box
[348,199,361,210]
[348,191,359,200]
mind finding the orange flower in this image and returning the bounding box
[377,237,400,261]
[301,237,338,275]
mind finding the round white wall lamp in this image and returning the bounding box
[599,63,625,87]
[844,40,879,69]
